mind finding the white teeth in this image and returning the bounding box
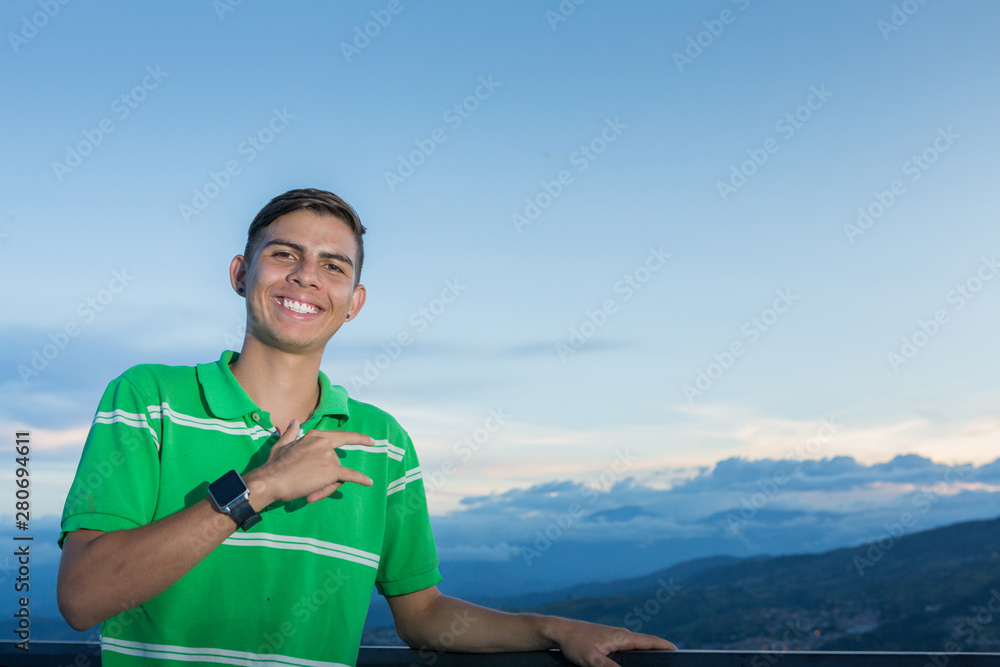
[283,298,318,314]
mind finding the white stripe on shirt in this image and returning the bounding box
[101,637,352,667]
[149,403,275,440]
[93,410,161,450]
[223,532,380,569]
[387,467,423,496]
[340,439,404,461]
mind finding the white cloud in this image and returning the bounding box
[429,452,1000,562]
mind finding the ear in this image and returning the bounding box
[347,283,367,319]
[230,255,247,295]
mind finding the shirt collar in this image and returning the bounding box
[197,350,351,422]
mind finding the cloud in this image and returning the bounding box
[675,453,976,494]
[665,407,1000,468]
[430,453,1000,563]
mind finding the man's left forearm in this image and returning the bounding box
[391,589,559,653]
[387,585,676,667]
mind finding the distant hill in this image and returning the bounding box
[467,554,745,610]
[505,514,1000,651]
[364,514,1000,650]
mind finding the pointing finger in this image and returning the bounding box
[327,431,377,449]
[305,467,373,504]
[271,419,301,448]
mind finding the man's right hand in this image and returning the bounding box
[58,420,377,630]
[244,419,376,508]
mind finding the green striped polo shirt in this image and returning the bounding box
[60,350,441,667]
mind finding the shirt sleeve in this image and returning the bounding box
[60,374,162,547]
[375,425,442,597]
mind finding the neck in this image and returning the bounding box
[230,337,324,423]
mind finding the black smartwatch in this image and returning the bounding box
[208,470,261,531]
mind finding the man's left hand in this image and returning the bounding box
[547,618,676,667]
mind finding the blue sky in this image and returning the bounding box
[3,0,1000,541]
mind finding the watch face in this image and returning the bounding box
[209,469,247,505]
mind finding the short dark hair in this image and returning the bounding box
[245,188,367,284]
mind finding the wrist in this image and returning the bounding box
[207,469,261,531]
[531,613,564,649]
[243,470,275,512]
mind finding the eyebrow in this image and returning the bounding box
[262,239,355,268]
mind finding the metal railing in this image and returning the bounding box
[1,643,998,667]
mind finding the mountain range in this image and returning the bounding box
[365,514,1000,651]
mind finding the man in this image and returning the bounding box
[58,188,675,667]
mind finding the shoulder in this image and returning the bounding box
[118,361,197,383]
[346,396,406,432]
[97,362,201,409]
[115,361,198,391]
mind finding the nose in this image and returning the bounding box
[288,258,321,289]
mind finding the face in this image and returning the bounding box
[230,209,366,356]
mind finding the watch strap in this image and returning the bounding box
[229,496,261,531]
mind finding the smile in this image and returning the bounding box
[281,298,320,314]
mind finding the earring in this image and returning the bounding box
[345,313,351,319]
[238,287,244,294]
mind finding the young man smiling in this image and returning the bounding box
[58,188,675,667]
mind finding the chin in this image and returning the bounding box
[248,330,330,355]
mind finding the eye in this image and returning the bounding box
[325,263,344,273]
[272,250,294,259]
